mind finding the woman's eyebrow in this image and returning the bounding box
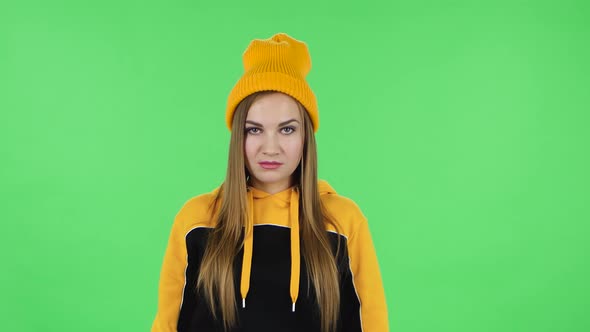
[245,119,300,127]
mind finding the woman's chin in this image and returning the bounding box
[251,174,289,185]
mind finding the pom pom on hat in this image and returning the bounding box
[225,33,319,132]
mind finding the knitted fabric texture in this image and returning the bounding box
[225,33,319,132]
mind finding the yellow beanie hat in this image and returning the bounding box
[225,33,319,132]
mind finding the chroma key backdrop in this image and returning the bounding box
[1,0,589,331]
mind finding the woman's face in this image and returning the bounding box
[244,92,304,194]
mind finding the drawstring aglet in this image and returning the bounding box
[242,298,246,308]
[292,302,296,312]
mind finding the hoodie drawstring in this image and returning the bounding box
[240,189,255,308]
[240,186,300,313]
[289,187,300,312]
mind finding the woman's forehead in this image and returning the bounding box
[246,93,302,124]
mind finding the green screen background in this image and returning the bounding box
[1,0,589,331]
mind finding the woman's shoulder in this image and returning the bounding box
[318,180,368,238]
[173,185,221,230]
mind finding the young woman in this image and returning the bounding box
[151,33,389,332]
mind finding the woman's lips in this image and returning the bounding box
[259,162,282,169]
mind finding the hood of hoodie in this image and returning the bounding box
[240,179,336,312]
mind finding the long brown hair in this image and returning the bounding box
[197,91,341,332]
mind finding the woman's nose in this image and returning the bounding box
[261,134,280,154]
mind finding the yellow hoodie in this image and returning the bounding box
[151,179,389,331]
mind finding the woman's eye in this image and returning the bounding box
[282,126,295,134]
[245,127,295,135]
